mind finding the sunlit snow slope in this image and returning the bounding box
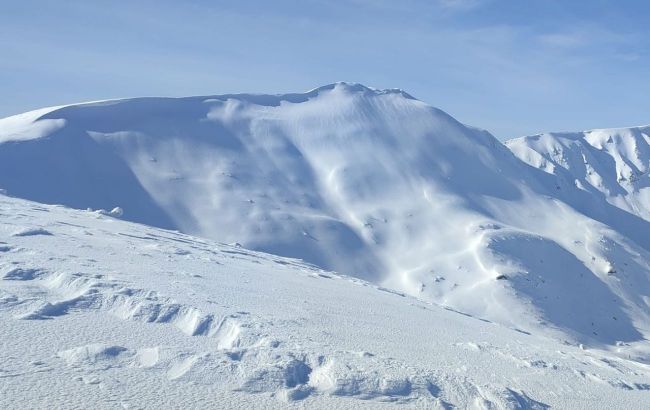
[1,83,649,347]
[1,194,649,408]
[508,126,650,222]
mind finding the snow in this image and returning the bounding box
[1,194,649,408]
[507,126,650,221]
[1,82,650,407]
[0,105,67,143]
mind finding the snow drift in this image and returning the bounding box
[2,194,650,408]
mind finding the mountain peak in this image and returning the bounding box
[307,82,417,100]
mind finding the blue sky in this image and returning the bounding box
[1,0,648,139]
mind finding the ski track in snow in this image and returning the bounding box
[1,195,649,408]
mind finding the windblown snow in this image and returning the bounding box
[1,194,649,408]
[1,83,649,408]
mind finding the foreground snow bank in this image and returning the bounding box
[1,195,649,408]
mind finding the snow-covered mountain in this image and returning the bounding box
[507,126,650,222]
[2,194,649,408]
[1,83,649,351]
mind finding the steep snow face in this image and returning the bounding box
[2,194,649,408]
[507,126,650,221]
[1,83,649,346]
[0,83,521,281]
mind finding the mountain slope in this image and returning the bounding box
[2,194,649,408]
[507,126,650,221]
[1,83,649,347]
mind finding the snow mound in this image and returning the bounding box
[57,344,129,366]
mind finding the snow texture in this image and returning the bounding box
[1,194,649,408]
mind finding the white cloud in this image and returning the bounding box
[537,32,587,49]
[435,0,487,11]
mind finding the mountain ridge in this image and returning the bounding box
[508,125,650,222]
